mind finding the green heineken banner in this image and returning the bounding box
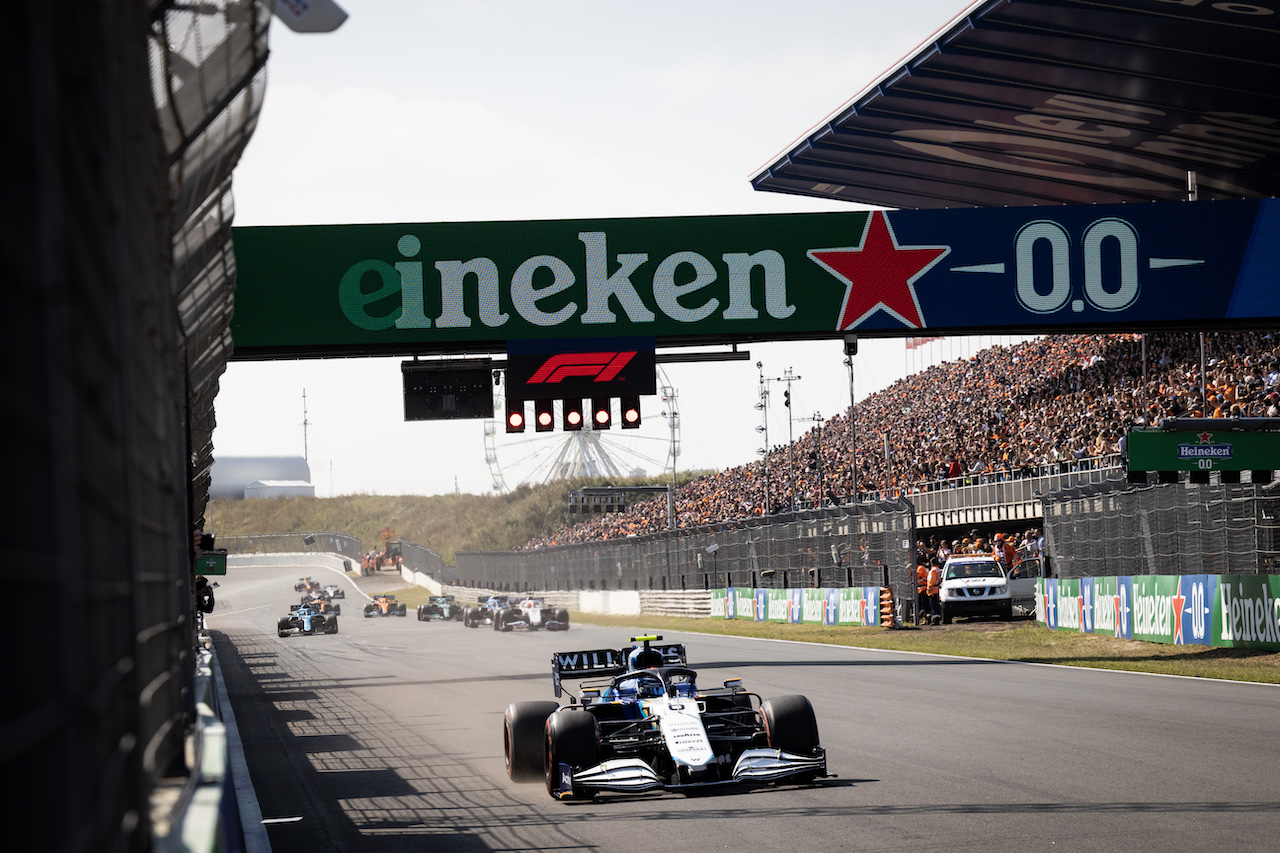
[1037,574,1280,650]
[1127,429,1280,473]
[230,199,1280,358]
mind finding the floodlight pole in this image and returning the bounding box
[776,368,801,511]
[845,334,858,502]
[756,361,770,514]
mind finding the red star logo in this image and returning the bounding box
[808,211,950,331]
[1114,594,1123,638]
[1197,431,1214,444]
[1170,579,1187,645]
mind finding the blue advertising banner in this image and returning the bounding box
[789,588,804,625]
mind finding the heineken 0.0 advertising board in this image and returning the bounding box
[1038,574,1280,651]
[230,199,1280,358]
[1127,428,1280,472]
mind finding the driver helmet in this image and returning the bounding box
[628,646,664,671]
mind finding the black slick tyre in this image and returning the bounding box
[761,694,819,755]
[545,709,600,800]
[504,701,560,782]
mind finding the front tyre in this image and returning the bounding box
[545,709,600,800]
[761,694,820,755]
[504,701,560,782]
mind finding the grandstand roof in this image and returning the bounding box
[751,0,1280,209]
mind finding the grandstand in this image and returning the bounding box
[525,330,1280,549]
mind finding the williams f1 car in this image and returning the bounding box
[278,604,339,637]
[493,597,570,632]
[503,636,827,800]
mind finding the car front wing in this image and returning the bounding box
[551,747,826,797]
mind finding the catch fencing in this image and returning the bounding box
[1043,481,1280,578]
[457,499,917,616]
[219,531,362,561]
[218,532,451,581]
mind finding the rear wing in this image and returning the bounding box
[551,638,687,698]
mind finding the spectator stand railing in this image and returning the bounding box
[853,453,1127,529]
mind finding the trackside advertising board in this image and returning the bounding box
[710,588,880,626]
[1037,575,1280,651]
[229,199,1280,358]
[1127,429,1280,473]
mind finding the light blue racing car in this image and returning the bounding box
[278,604,338,637]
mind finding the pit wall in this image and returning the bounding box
[1036,574,1280,650]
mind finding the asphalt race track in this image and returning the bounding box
[208,561,1280,852]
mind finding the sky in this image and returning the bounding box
[216,0,995,497]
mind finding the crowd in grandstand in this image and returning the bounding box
[523,331,1280,550]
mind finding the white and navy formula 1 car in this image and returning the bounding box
[503,635,827,800]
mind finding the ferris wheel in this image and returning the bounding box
[483,371,680,494]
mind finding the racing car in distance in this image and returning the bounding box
[278,604,339,637]
[462,595,509,628]
[294,577,321,592]
[309,596,341,616]
[503,635,827,800]
[493,597,569,632]
[322,582,345,600]
[364,593,407,617]
[416,595,464,621]
[300,589,341,614]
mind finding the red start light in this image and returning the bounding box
[508,411,524,429]
[595,408,610,424]
[566,410,582,426]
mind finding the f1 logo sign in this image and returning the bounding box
[527,351,636,384]
[507,337,656,400]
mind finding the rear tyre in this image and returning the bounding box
[545,709,600,799]
[328,617,339,634]
[492,610,503,631]
[941,604,952,625]
[504,701,560,782]
[555,608,570,628]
